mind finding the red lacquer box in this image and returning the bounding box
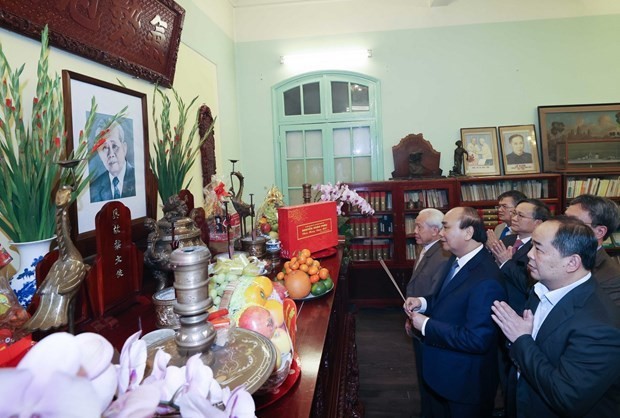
[278,201,338,259]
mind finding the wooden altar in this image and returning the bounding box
[256,249,362,417]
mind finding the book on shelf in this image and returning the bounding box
[461,179,550,201]
[566,176,620,199]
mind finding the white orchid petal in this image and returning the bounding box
[225,385,256,418]
[118,330,146,394]
[18,332,81,392]
[178,389,226,418]
[162,365,186,401]
[103,383,160,418]
[75,332,114,379]
[0,369,31,416]
[90,364,118,413]
[35,371,101,418]
[185,354,213,399]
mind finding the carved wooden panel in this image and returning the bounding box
[0,0,184,87]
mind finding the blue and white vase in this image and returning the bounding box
[9,236,56,308]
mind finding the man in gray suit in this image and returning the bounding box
[565,194,620,305]
[405,208,451,417]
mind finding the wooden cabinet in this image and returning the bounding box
[457,173,563,217]
[346,174,563,306]
[346,178,458,306]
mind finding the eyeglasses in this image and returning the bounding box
[510,210,535,220]
[494,204,514,210]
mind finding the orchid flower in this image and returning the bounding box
[117,330,147,395]
[314,182,375,215]
[0,332,115,417]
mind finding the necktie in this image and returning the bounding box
[113,177,121,199]
[439,259,459,294]
[500,226,510,239]
[512,239,524,255]
[414,247,428,271]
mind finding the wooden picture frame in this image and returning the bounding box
[62,71,156,256]
[538,103,620,172]
[498,124,541,175]
[461,127,501,177]
[0,1,184,87]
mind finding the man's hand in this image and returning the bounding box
[405,318,414,337]
[410,311,428,332]
[404,297,421,314]
[490,240,512,265]
[486,229,500,248]
[491,300,534,343]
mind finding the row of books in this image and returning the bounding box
[349,191,392,212]
[460,180,550,202]
[566,177,620,198]
[349,240,393,261]
[350,215,393,237]
[404,189,449,209]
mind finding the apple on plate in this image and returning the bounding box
[260,222,271,234]
[238,306,275,338]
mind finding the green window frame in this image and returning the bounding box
[273,71,382,205]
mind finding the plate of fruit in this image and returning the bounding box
[275,248,334,300]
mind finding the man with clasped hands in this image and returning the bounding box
[491,217,620,418]
[405,207,506,418]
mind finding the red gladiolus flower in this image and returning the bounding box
[33,97,39,104]
[54,137,60,147]
[92,137,106,152]
[214,182,230,199]
[5,99,11,107]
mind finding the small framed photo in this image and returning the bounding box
[461,127,501,177]
[499,124,541,175]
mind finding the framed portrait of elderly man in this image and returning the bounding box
[461,127,501,177]
[499,124,541,175]
[62,71,156,255]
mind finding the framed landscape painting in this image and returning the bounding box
[498,124,541,175]
[461,127,501,177]
[538,103,620,172]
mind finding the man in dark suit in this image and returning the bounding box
[405,207,507,418]
[565,194,620,305]
[489,190,527,241]
[492,217,620,418]
[405,208,452,417]
[90,121,136,203]
[490,199,551,314]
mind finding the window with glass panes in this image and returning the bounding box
[273,72,382,205]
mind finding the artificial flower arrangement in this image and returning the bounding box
[150,87,215,203]
[0,25,125,243]
[0,330,255,418]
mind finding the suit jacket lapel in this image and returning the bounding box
[535,279,595,343]
[416,241,440,273]
[436,251,484,301]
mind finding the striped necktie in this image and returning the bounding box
[439,259,459,295]
[113,177,121,199]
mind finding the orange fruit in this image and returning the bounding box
[285,270,311,298]
[319,268,329,280]
[312,260,320,268]
[290,257,298,265]
[291,262,300,271]
[244,284,267,305]
[310,274,320,283]
[276,271,285,281]
[308,266,318,276]
[299,264,309,272]
[298,255,307,265]
[300,248,311,257]
[284,261,291,269]
[252,276,274,298]
[264,299,285,327]
[305,257,314,266]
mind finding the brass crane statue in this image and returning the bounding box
[22,185,89,333]
[228,160,252,236]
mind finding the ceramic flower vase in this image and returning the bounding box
[9,236,56,308]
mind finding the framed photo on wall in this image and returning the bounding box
[498,124,541,175]
[62,70,156,256]
[461,127,501,177]
[538,103,620,172]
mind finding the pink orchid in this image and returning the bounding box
[117,330,147,395]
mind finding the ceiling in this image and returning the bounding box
[228,0,453,8]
